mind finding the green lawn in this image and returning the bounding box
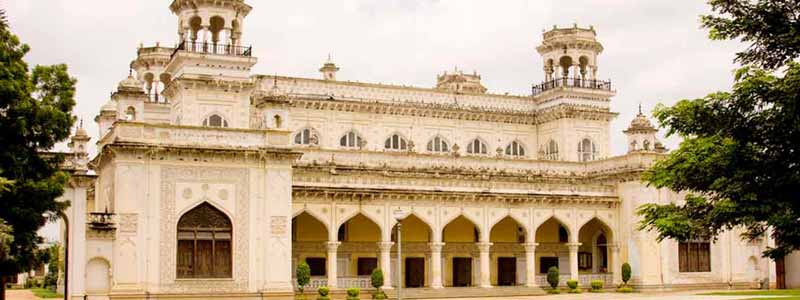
[30,288,64,299]
[701,289,800,300]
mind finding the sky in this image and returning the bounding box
[4,1,743,238]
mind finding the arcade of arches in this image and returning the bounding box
[290,208,618,289]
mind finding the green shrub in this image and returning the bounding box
[546,266,560,291]
[296,261,311,296]
[371,268,386,300]
[316,286,330,300]
[590,280,603,292]
[346,288,360,300]
[622,263,632,286]
[617,286,634,293]
[566,280,580,293]
[547,289,561,294]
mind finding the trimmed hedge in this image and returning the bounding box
[567,280,580,293]
[346,288,360,300]
[316,287,331,300]
[590,279,603,292]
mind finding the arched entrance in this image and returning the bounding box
[336,214,382,288]
[534,217,571,284]
[490,216,526,286]
[391,214,432,288]
[442,215,480,287]
[578,218,615,286]
[292,212,329,288]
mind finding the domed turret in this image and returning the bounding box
[624,104,665,153]
[118,74,143,92]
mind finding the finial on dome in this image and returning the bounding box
[638,102,642,115]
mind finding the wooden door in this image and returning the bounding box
[405,257,425,288]
[497,257,517,286]
[452,257,472,287]
[777,257,786,289]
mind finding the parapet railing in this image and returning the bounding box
[532,77,612,96]
[87,212,116,231]
[170,40,253,58]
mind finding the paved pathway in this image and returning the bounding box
[419,290,786,300]
[6,289,40,300]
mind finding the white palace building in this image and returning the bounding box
[56,1,778,299]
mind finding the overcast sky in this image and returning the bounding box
[7,0,744,240]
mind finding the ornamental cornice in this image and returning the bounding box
[96,143,302,167]
[287,97,538,125]
[535,104,618,124]
[292,186,619,208]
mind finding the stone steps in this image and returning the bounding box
[385,286,547,299]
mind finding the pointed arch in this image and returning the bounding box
[384,132,409,151]
[176,202,233,278]
[294,127,320,145]
[426,135,450,153]
[442,214,481,243]
[466,137,488,155]
[292,211,329,242]
[339,130,365,149]
[535,216,571,244]
[337,213,381,242]
[392,213,433,243]
[202,113,229,128]
[504,140,526,157]
[490,215,527,243]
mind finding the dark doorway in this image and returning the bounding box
[497,257,517,286]
[777,257,786,289]
[452,257,472,287]
[405,257,425,288]
[357,257,378,276]
[540,257,559,274]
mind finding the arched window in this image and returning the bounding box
[505,140,526,157]
[125,107,136,121]
[176,202,232,278]
[340,131,364,148]
[426,136,449,153]
[545,140,558,160]
[294,128,319,145]
[578,138,597,162]
[203,114,228,128]
[466,138,488,155]
[384,134,408,151]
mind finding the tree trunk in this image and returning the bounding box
[1,275,6,300]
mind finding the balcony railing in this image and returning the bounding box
[171,40,253,59]
[147,93,168,104]
[532,77,612,96]
[87,212,115,231]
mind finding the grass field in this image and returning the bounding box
[30,288,64,299]
[701,289,800,300]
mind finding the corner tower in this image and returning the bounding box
[163,0,258,128]
[533,25,617,162]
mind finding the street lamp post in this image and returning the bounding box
[393,208,407,300]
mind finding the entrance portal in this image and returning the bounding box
[497,257,517,286]
[405,257,425,288]
[452,257,472,287]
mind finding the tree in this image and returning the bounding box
[295,261,310,299]
[0,9,77,300]
[370,268,385,300]
[637,0,800,260]
[621,263,631,286]
[546,266,560,293]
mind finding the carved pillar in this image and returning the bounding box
[523,243,538,287]
[610,243,621,285]
[567,242,581,280]
[429,242,445,289]
[477,242,493,288]
[327,241,341,288]
[378,241,394,289]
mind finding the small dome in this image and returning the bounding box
[624,105,657,134]
[100,99,117,112]
[118,75,143,92]
[75,126,88,137]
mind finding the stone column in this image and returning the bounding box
[523,243,538,287]
[378,241,394,289]
[327,241,341,288]
[610,244,621,285]
[567,242,582,280]
[477,242,493,288]
[429,242,445,289]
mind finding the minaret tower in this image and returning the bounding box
[532,24,617,162]
[164,0,258,129]
[319,54,340,81]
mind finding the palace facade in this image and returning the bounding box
[57,1,777,299]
